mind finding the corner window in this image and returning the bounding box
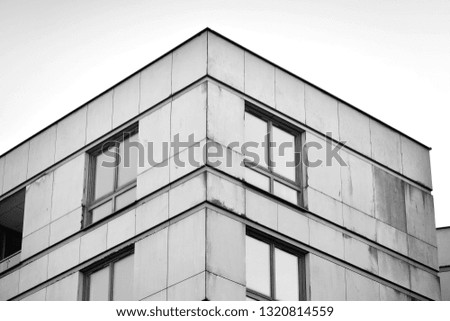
[0,188,25,261]
[83,248,134,301]
[244,109,302,205]
[86,125,138,225]
[245,232,306,301]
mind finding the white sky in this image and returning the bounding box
[0,0,449,226]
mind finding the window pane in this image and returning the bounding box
[89,266,110,301]
[275,248,299,301]
[113,254,134,301]
[244,113,268,168]
[273,181,298,204]
[94,147,116,199]
[272,126,296,181]
[245,168,270,192]
[118,134,138,187]
[92,201,112,223]
[115,187,136,211]
[246,236,271,296]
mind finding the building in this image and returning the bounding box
[0,28,440,301]
[437,227,450,300]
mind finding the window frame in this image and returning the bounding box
[244,104,303,206]
[82,246,134,301]
[0,188,25,262]
[246,229,307,301]
[84,124,139,227]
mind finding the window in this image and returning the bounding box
[0,189,25,261]
[83,248,134,301]
[85,125,138,225]
[244,109,302,205]
[245,232,306,301]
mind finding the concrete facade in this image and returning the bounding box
[437,227,450,300]
[0,29,440,301]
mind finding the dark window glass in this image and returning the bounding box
[0,189,25,261]
[87,126,138,225]
[246,232,305,301]
[85,251,134,301]
[244,110,301,206]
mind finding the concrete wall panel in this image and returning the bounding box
[21,225,50,260]
[137,161,169,199]
[49,207,82,245]
[206,210,245,284]
[374,167,406,232]
[207,173,245,216]
[407,235,438,269]
[345,270,380,301]
[23,173,53,236]
[169,140,205,182]
[206,272,246,301]
[0,270,20,300]
[244,52,275,107]
[305,85,339,137]
[167,272,206,301]
[277,205,310,245]
[206,141,244,179]
[344,236,378,274]
[405,184,436,246]
[3,142,29,193]
[51,155,85,220]
[142,290,166,301]
[21,288,46,301]
[86,91,113,144]
[379,285,409,301]
[377,252,410,289]
[46,272,80,301]
[340,152,374,216]
[140,54,172,112]
[134,228,168,300]
[106,209,136,249]
[275,68,305,123]
[245,190,277,230]
[19,255,48,293]
[370,120,402,172]
[305,133,342,200]
[207,83,245,148]
[80,224,107,262]
[439,271,450,301]
[437,228,450,266]
[310,220,344,259]
[208,32,244,91]
[410,266,440,300]
[401,136,432,188]
[338,102,371,156]
[376,220,408,256]
[55,108,86,162]
[135,192,169,235]
[47,238,80,278]
[138,102,171,174]
[112,74,140,128]
[307,187,343,225]
[342,204,376,241]
[0,157,4,195]
[309,254,346,300]
[171,84,207,152]
[172,33,207,93]
[27,125,57,178]
[168,174,206,218]
[168,210,206,286]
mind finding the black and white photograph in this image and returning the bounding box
[0,0,449,319]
